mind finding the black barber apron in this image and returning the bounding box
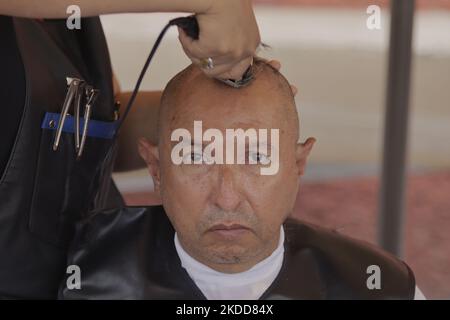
[0,17,122,299]
[60,206,416,300]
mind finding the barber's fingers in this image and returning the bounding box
[178,28,254,79]
[291,85,298,96]
[182,54,239,79]
[178,28,223,64]
[195,58,251,80]
[267,60,281,71]
[179,51,235,78]
[268,59,299,96]
[177,14,259,61]
[211,56,253,80]
[181,45,253,80]
[178,28,204,59]
[179,29,232,70]
[179,31,233,67]
[177,0,260,79]
[186,55,252,80]
[304,137,317,148]
[180,34,299,94]
[185,55,299,96]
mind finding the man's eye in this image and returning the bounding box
[249,152,270,165]
[191,152,202,162]
[183,152,202,163]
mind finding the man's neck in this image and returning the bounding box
[175,227,284,274]
[174,227,285,300]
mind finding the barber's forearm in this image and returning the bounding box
[1,0,212,18]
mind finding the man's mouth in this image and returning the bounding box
[207,223,251,238]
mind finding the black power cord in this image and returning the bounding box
[115,16,199,135]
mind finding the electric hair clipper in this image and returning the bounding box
[170,16,255,88]
[116,15,255,135]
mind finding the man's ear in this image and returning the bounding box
[295,137,316,176]
[138,137,161,191]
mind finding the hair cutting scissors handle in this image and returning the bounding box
[53,78,84,151]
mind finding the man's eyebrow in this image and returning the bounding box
[169,140,273,149]
[169,140,208,148]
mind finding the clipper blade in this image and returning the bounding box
[218,62,255,88]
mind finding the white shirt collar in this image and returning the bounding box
[174,227,285,300]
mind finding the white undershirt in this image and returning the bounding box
[174,227,285,300]
[174,227,425,300]
[414,286,426,300]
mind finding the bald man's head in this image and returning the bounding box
[138,59,315,274]
[157,59,299,145]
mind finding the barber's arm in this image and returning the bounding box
[1,0,260,80]
[1,0,208,17]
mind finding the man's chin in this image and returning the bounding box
[201,229,257,254]
[202,243,260,268]
[207,252,250,268]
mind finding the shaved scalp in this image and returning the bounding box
[157,58,299,143]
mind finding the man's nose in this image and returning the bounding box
[211,165,242,212]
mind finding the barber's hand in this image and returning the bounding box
[178,0,260,80]
[268,60,299,96]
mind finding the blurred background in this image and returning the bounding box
[102,0,450,299]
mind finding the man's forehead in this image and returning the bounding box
[169,77,287,120]
[159,63,298,142]
[166,98,286,134]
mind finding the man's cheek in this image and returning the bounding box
[249,168,286,189]
[253,176,296,211]
[172,174,210,205]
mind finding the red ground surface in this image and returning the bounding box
[124,171,450,299]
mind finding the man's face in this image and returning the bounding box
[139,68,314,272]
